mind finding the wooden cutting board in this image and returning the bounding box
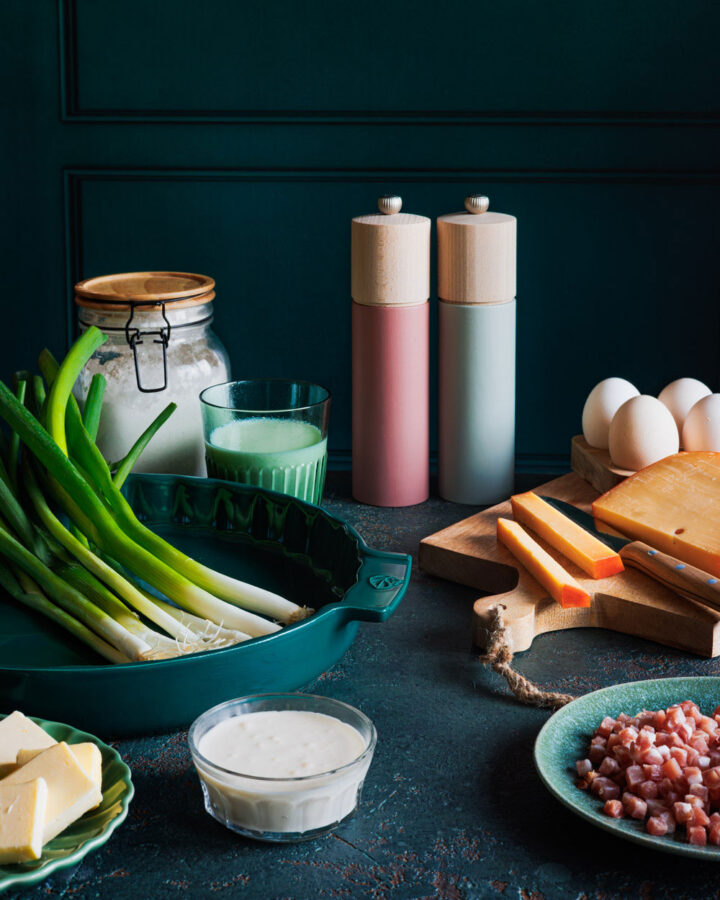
[419,472,720,658]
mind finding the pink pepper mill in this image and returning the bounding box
[351,195,431,507]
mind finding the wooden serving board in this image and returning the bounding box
[419,472,720,658]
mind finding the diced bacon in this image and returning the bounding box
[688,826,708,845]
[646,816,668,836]
[674,801,693,824]
[591,777,620,800]
[692,807,711,828]
[646,798,668,817]
[599,756,621,777]
[596,716,616,737]
[687,749,702,767]
[618,727,638,746]
[689,784,709,802]
[670,747,688,767]
[640,747,664,766]
[637,780,659,800]
[689,734,710,753]
[662,758,683,780]
[623,793,647,820]
[581,702,720,847]
[659,778,675,797]
[603,799,624,818]
[667,707,686,729]
[642,764,663,782]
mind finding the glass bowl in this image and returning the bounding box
[188,693,377,843]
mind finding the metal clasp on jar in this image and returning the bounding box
[124,301,172,393]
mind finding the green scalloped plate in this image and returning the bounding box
[0,714,133,894]
[535,676,720,859]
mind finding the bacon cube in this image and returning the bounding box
[603,799,624,818]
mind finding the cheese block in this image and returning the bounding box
[496,517,591,608]
[1,742,102,844]
[16,743,103,807]
[0,711,57,778]
[510,491,624,579]
[592,451,720,576]
[0,778,48,864]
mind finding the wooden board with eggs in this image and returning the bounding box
[421,374,720,658]
[577,377,720,491]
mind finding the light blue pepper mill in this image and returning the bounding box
[437,194,517,504]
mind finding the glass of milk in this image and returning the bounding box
[188,693,377,842]
[200,380,330,504]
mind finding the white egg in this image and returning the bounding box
[609,395,679,470]
[658,378,711,443]
[682,394,720,451]
[582,378,640,449]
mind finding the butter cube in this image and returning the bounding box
[1,743,102,843]
[0,778,48,864]
[0,711,56,778]
[16,742,103,791]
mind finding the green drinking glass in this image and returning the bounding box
[200,379,331,505]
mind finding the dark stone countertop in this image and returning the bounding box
[13,473,720,900]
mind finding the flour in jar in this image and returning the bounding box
[76,332,230,476]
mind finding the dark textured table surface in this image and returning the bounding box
[13,473,720,900]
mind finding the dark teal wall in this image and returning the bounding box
[3,0,720,471]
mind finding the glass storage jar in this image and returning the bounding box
[74,271,231,476]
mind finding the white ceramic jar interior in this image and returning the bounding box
[188,693,377,843]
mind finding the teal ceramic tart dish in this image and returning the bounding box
[0,714,133,894]
[535,676,720,859]
[0,475,410,737]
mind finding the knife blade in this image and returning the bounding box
[538,495,720,614]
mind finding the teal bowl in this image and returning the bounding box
[0,475,410,738]
[535,676,720,859]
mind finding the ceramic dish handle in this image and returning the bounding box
[341,548,411,622]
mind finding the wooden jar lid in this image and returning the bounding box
[74,271,216,310]
[437,196,516,304]
[352,196,431,307]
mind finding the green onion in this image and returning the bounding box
[113,401,177,488]
[0,519,151,660]
[0,561,128,664]
[82,373,106,441]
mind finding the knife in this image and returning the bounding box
[540,496,720,613]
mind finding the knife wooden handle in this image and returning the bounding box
[620,541,720,612]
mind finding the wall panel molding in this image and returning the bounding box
[59,0,720,127]
[63,165,720,468]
